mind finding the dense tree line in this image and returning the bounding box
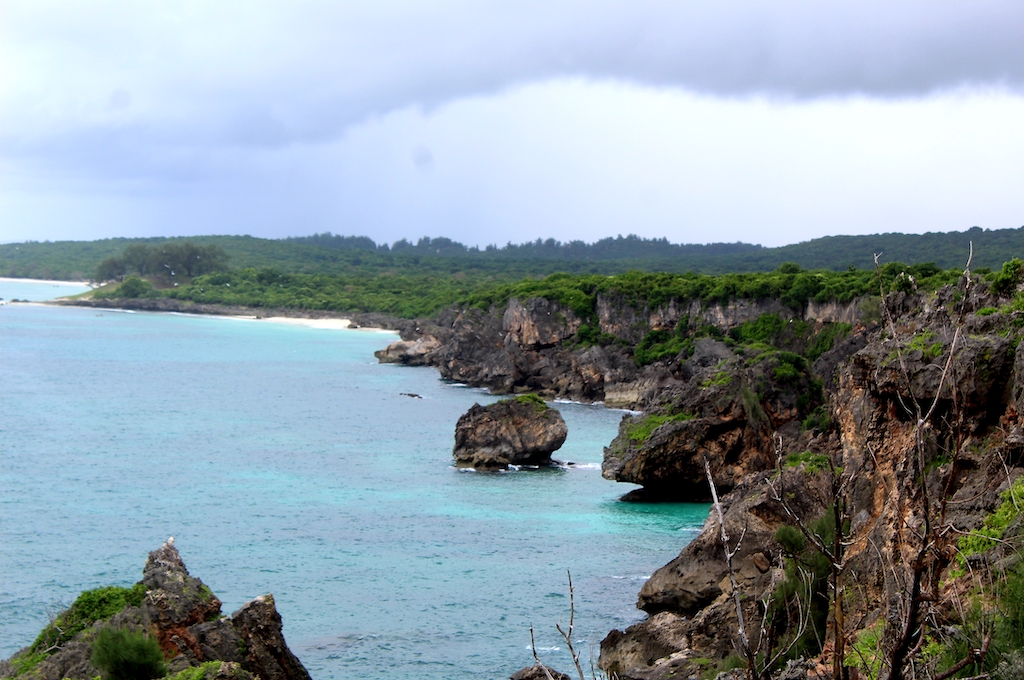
[95,242,229,281]
[2,226,1021,283]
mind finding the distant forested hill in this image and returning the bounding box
[2,225,1021,281]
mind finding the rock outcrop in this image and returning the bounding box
[453,396,568,469]
[600,337,834,501]
[600,280,1024,678]
[1,541,310,680]
[378,295,860,411]
[373,334,442,365]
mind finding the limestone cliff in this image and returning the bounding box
[600,279,1024,679]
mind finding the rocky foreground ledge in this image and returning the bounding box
[0,540,310,680]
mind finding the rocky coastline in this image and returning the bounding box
[46,273,1024,678]
[377,276,1024,679]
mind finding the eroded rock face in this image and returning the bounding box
[601,338,827,501]
[1,541,310,680]
[598,611,691,679]
[453,398,568,469]
[374,334,442,365]
[503,297,581,349]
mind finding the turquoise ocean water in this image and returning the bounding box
[0,283,709,679]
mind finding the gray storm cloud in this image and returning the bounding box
[2,0,1022,154]
[2,0,1022,246]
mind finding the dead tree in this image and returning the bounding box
[872,248,986,680]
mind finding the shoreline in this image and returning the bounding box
[0,276,93,287]
[43,297,413,335]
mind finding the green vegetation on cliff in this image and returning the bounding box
[9,584,148,677]
[29,584,147,655]
[510,393,549,412]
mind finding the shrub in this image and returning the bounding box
[956,477,1024,566]
[785,451,831,474]
[633,322,692,366]
[765,511,837,667]
[511,393,548,412]
[626,412,694,443]
[700,371,732,389]
[801,406,830,434]
[164,661,248,680]
[91,628,168,680]
[31,583,148,654]
[113,277,155,299]
[805,322,852,362]
[991,258,1024,297]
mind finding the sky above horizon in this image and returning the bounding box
[1,1,1022,248]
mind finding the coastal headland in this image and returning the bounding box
[38,260,1024,678]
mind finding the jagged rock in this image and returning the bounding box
[142,540,224,656]
[231,595,311,680]
[509,664,572,680]
[453,397,568,469]
[1,542,309,680]
[192,619,245,666]
[434,307,518,393]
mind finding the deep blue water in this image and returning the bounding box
[0,288,709,680]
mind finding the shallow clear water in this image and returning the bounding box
[0,289,709,680]
[0,278,91,302]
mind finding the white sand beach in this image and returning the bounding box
[0,277,93,286]
[260,316,352,330]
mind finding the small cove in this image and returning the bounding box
[0,288,709,680]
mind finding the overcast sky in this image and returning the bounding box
[1,1,1022,248]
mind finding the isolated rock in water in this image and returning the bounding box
[453,395,568,469]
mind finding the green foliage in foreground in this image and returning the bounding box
[767,512,837,669]
[90,628,167,680]
[928,563,1024,679]
[165,662,249,680]
[30,584,148,655]
[957,477,1024,567]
